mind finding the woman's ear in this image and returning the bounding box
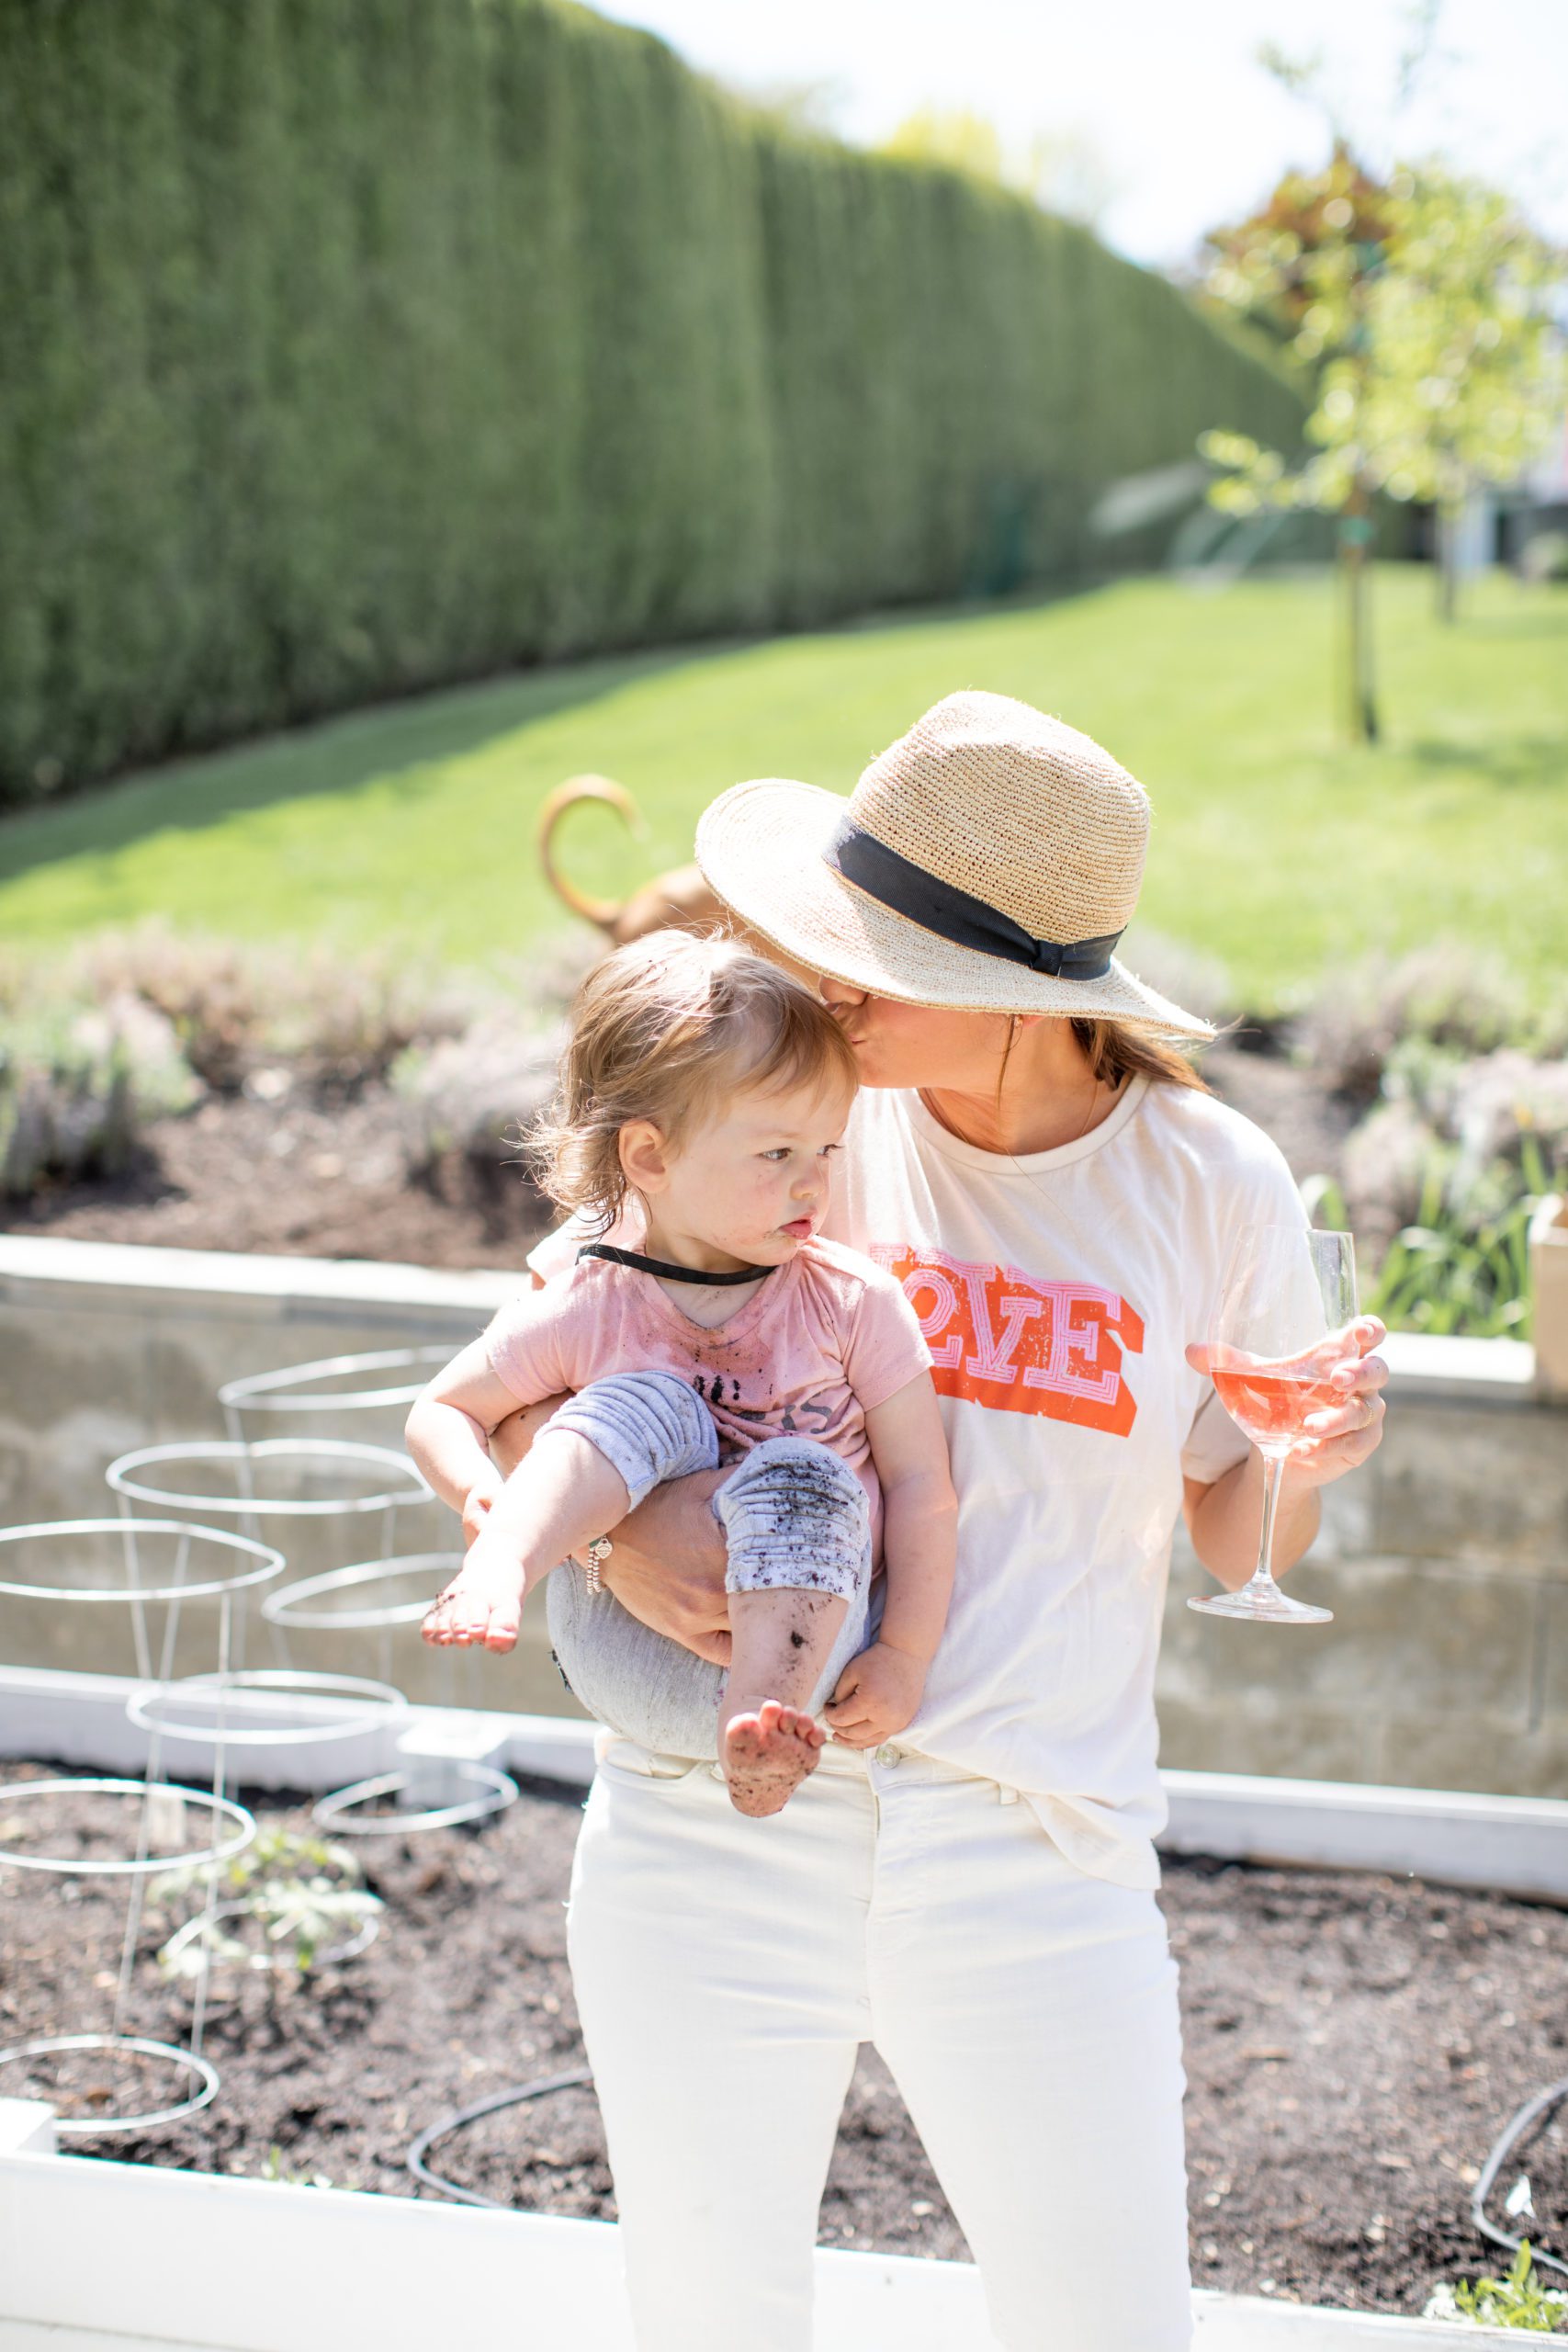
[619,1119,671,1198]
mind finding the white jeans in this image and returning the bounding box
[568,1736,1191,2352]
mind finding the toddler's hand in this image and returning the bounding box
[422,1530,525,1655]
[822,1641,928,1749]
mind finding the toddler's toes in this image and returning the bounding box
[482,1602,522,1655]
[723,1702,824,1819]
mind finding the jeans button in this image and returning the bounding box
[874,1744,901,1768]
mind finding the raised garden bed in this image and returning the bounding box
[3,1764,1564,2324]
[0,1043,1347,1272]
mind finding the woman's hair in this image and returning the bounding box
[1072,1017,1213,1095]
[532,930,859,1229]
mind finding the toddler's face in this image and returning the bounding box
[655,1070,855,1268]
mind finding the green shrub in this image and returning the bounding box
[71,926,476,1095]
[1306,1130,1558,1341]
[0,0,1303,803]
[0,991,197,1198]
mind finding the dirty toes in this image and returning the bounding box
[722,1704,823,1818]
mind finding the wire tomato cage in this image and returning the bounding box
[0,1519,283,2134]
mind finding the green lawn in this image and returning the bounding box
[2,566,1563,1010]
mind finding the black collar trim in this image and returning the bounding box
[577,1241,773,1287]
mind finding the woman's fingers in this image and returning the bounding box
[1300,1391,1386,1472]
[1304,1389,1380,1438]
[1306,1341,1389,1438]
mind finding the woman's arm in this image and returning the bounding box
[1182,1317,1389,1589]
[823,1374,957,1747]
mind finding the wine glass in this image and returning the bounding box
[1188,1223,1359,1625]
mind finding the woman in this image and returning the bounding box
[514,691,1387,2352]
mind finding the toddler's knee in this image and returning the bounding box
[715,1439,871,1601]
[550,1370,717,1508]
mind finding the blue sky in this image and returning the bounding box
[591,0,1565,267]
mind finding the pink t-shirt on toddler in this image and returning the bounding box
[482,1237,931,1554]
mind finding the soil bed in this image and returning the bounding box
[2,1044,1350,1272]
[4,1766,1564,2320]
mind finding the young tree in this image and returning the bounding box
[1201,147,1392,742]
[1366,169,1563,624]
[1200,154,1562,740]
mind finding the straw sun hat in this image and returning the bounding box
[695,690,1211,1035]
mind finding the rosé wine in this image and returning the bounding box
[1211,1362,1343,1452]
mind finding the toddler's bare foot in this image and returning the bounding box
[422,1543,525,1654]
[721,1701,824,1818]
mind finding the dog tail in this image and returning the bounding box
[536,775,646,933]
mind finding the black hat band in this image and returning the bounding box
[824,818,1123,981]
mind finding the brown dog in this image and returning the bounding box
[537,775,726,945]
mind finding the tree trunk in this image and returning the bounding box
[1436,501,1460,625]
[1338,496,1379,743]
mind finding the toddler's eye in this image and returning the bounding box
[760,1148,790,1163]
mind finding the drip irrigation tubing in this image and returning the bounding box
[407,2066,593,2211]
[1472,2075,1568,2278]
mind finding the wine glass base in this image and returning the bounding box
[1188,1585,1332,1624]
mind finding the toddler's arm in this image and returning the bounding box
[824,1373,955,1748]
[405,1338,534,1541]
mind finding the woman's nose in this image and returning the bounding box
[818,977,867,1012]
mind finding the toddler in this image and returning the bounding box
[408,933,956,1816]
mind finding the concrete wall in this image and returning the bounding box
[0,1238,581,1722]
[4,1238,1564,1799]
[1161,1337,1567,1798]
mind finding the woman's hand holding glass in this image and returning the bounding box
[1185,1226,1386,1624]
[1185,1315,1388,1487]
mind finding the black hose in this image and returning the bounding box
[1471,2075,1568,2278]
[407,2066,594,2211]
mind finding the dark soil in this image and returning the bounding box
[1,1090,547,1271]
[4,1767,1565,2319]
[2,1044,1348,1273]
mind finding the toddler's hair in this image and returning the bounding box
[532,930,858,1229]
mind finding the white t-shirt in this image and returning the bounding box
[531,1072,1304,1888]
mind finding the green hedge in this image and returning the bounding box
[0,0,1303,804]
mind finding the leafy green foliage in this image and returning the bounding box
[0,0,1300,804]
[1306,1133,1555,1340]
[1425,2244,1568,2331]
[1198,148,1562,733]
[1199,154,1562,550]
[0,988,197,1198]
[151,1825,381,1980]
[258,2145,335,2191]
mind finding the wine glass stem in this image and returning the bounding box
[1250,1449,1289,1590]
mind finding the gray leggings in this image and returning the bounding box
[543,1372,873,1761]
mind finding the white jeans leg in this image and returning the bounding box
[567,1743,874,2352]
[867,1767,1191,2352]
